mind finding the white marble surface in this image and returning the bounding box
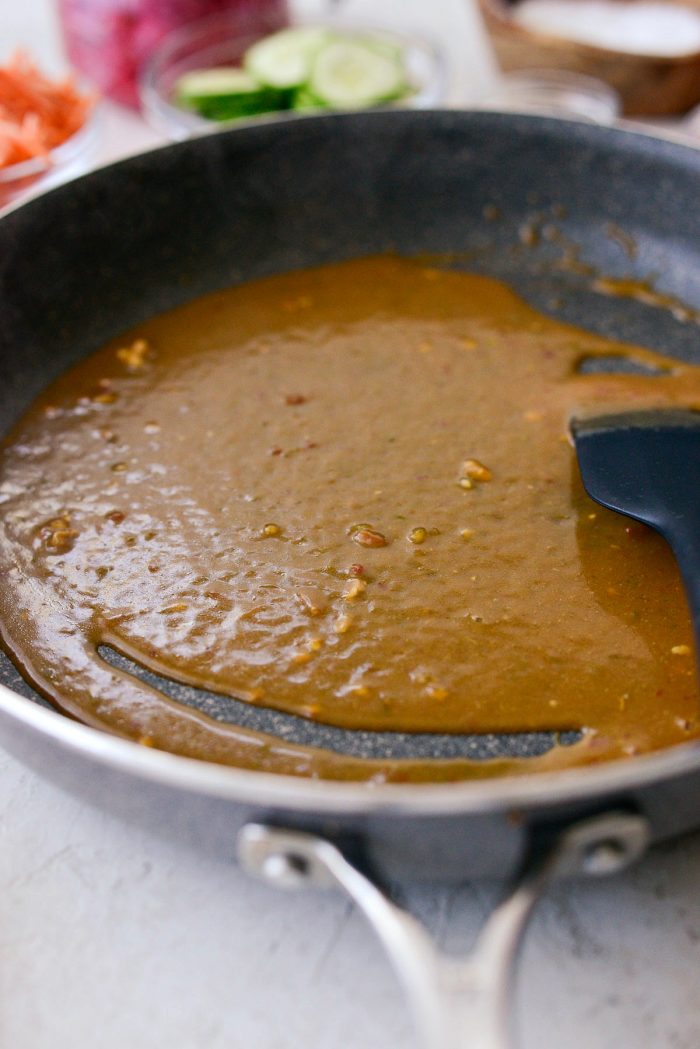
[4,2,700,1048]
[3,744,700,1049]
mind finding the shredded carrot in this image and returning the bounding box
[0,51,96,170]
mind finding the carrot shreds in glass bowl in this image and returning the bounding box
[0,51,98,208]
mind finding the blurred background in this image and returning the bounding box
[7,0,700,211]
[5,0,700,211]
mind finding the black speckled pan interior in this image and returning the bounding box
[2,110,700,763]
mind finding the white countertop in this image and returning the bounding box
[4,3,700,1048]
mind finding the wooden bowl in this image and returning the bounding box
[477,0,700,116]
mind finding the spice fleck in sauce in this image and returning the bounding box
[1,256,700,782]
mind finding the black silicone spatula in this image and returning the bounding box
[572,409,700,649]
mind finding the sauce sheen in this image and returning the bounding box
[1,256,699,782]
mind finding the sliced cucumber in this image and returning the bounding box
[357,34,404,63]
[174,67,283,121]
[309,39,407,109]
[291,86,325,112]
[176,67,260,104]
[173,27,412,123]
[244,27,330,90]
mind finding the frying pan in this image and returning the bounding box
[1,110,699,1049]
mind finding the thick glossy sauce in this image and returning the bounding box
[1,256,700,782]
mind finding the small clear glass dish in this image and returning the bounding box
[0,106,100,212]
[140,11,447,141]
[481,69,620,124]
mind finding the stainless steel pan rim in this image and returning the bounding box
[3,676,699,815]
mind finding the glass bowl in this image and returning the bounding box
[140,11,447,141]
[0,104,100,212]
[481,69,620,124]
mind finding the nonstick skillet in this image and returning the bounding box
[1,110,700,1048]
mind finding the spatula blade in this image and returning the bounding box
[571,409,700,531]
[572,408,700,648]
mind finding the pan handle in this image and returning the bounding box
[238,812,648,1049]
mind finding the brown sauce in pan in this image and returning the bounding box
[2,255,700,782]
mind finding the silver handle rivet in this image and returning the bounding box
[261,851,310,887]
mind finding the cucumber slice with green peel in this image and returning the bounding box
[173,28,411,122]
[244,27,331,90]
[355,34,404,63]
[176,68,260,104]
[291,86,325,112]
[189,94,283,121]
[174,67,285,121]
[309,39,407,109]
